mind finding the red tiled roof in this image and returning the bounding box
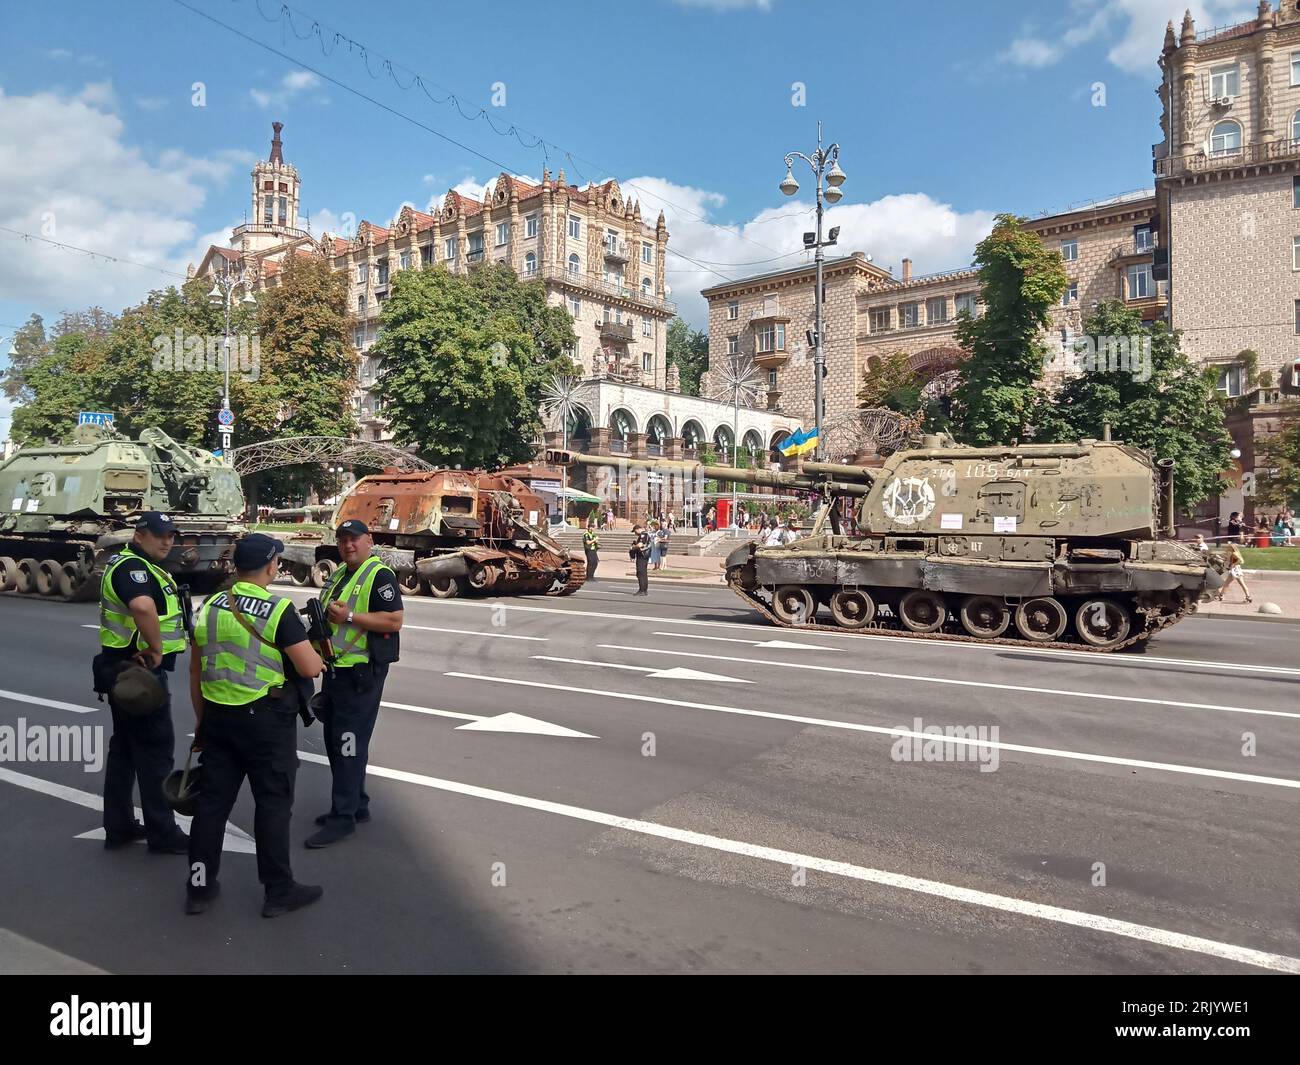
[214,247,240,262]
[261,259,280,278]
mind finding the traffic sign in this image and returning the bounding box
[77,412,114,427]
[217,408,235,427]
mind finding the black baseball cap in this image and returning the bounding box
[336,519,370,538]
[136,512,177,535]
[233,533,285,571]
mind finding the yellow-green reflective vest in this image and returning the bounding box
[196,582,293,705]
[321,555,390,668]
[99,546,187,654]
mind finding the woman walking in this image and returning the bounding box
[655,522,670,570]
[1216,543,1252,604]
[647,520,662,570]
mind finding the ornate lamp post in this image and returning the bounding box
[207,273,257,448]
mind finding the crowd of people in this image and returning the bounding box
[1225,509,1296,546]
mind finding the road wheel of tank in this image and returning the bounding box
[0,556,16,592]
[1074,597,1131,649]
[466,563,499,592]
[899,590,946,633]
[397,571,422,596]
[959,595,1011,639]
[36,559,63,596]
[58,562,81,598]
[772,585,816,626]
[290,563,313,587]
[311,559,337,589]
[829,589,875,629]
[1014,597,1068,642]
[14,558,39,594]
[426,575,461,599]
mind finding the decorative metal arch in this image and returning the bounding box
[228,436,435,476]
[821,408,923,462]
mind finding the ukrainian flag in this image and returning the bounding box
[780,427,819,457]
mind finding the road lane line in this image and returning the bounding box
[291,749,1300,973]
[532,655,750,684]
[0,689,99,715]
[403,625,548,642]
[383,701,481,721]
[651,631,843,651]
[596,645,1300,721]
[449,671,1300,791]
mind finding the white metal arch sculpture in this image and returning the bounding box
[228,436,435,476]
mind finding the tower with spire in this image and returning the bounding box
[231,121,302,253]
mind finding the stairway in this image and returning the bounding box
[551,529,702,557]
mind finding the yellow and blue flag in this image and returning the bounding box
[779,427,819,457]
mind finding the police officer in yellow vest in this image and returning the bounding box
[99,512,190,853]
[306,519,403,848]
[185,534,325,917]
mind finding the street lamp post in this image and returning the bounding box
[780,122,847,462]
[207,273,257,448]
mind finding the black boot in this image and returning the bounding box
[305,820,356,848]
[263,883,324,918]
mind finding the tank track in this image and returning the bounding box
[546,553,586,597]
[724,571,1190,653]
[0,539,101,603]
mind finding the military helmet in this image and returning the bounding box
[111,664,165,716]
[163,762,203,816]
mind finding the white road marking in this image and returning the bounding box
[382,700,596,738]
[291,749,1300,973]
[445,671,1300,791]
[0,765,256,853]
[533,655,750,684]
[652,632,843,651]
[80,624,98,629]
[598,645,1300,722]
[403,625,548,642]
[0,689,99,715]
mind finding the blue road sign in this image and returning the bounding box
[77,412,114,426]
[217,408,235,426]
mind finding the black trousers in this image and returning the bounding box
[584,547,599,581]
[321,662,388,823]
[187,700,297,899]
[635,555,649,593]
[103,668,178,846]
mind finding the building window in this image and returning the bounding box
[1294,299,1300,333]
[278,197,287,225]
[1062,282,1078,306]
[641,277,652,297]
[357,262,369,283]
[643,351,653,373]
[642,318,652,337]
[727,335,739,355]
[1127,263,1152,299]
[357,295,366,315]
[263,197,273,224]
[353,327,364,349]
[376,259,389,287]
[1210,63,1240,100]
[525,214,538,238]
[568,294,580,317]
[926,296,948,324]
[1210,120,1242,156]
[1134,225,1152,251]
[1217,364,1244,397]
[767,369,777,387]
[1293,235,1300,270]
[496,222,510,246]
[900,302,921,328]
[756,323,785,353]
[870,308,891,333]
[955,292,979,317]
[420,244,433,267]
[568,214,581,240]
[727,301,739,320]
[568,253,581,275]
[399,250,410,271]
[642,243,653,265]
[468,233,484,256]
[520,252,535,276]
[1060,239,1078,262]
[444,237,458,260]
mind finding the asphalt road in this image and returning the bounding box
[0,577,1297,974]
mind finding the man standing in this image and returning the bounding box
[185,534,324,917]
[99,512,190,854]
[307,520,403,848]
[632,523,651,596]
[583,523,600,582]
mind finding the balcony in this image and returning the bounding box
[540,263,676,314]
[753,347,789,371]
[602,237,630,263]
[599,319,635,342]
[466,249,485,264]
[1155,138,1300,178]
[1124,280,1170,320]
[1109,239,1156,264]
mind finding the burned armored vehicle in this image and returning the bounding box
[275,467,584,597]
[548,436,1223,650]
[0,424,247,600]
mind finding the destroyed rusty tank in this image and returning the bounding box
[273,467,585,597]
[548,436,1225,651]
[0,424,248,600]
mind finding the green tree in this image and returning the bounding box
[2,314,51,403]
[1031,301,1233,509]
[951,214,1068,445]
[374,265,576,468]
[10,332,101,444]
[666,317,708,396]
[1255,410,1300,510]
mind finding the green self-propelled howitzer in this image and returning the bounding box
[547,434,1225,651]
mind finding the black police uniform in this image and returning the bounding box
[102,554,185,850]
[317,566,402,830]
[187,594,312,904]
[633,531,651,595]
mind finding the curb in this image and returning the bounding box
[1191,611,1300,626]
[1244,569,1300,582]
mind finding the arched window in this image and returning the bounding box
[641,277,652,297]
[524,252,537,276]
[681,420,705,450]
[713,425,734,462]
[1209,120,1241,156]
[568,253,581,275]
[610,408,636,439]
[646,415,672,442]
[1291,110,1300,144]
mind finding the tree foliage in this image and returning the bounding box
[951,214,1068,445]
[1031,301,1232,509]
[1255,410,1300,510]
[666,317,708,396]
[373,264,576,468]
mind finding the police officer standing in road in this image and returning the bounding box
[306,519,403,848]
[631,523,651,596]
[185,534,324,916]
[98,512,190,854]
[583,523,600,582]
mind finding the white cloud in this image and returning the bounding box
[249,70,325,109]
[672,0,774,11]
[1004,37,1063,68]
[135,96,169,112]
[623,176,996,329]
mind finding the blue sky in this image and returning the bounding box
[0,0,1257,438]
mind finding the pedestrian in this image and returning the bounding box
[1226,512,1244,544]
[1192,533,1208,555]
[667,511,677,533]
[606,505,615,530]
[631,524,651,595]
[706,505,716,532]
[1216,543,1253,604]
[647,520,662,569]
[762,520,785,548]
[97,512,190,854]
[655,522,670,569]
[583,523,600,582]
[184,534,325,917]
[306,520,404,848]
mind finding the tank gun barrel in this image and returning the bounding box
[544,449,872,497]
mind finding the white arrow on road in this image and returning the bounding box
[529,655,750,684]
[382,701,596,738]
[652,632,842,652]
